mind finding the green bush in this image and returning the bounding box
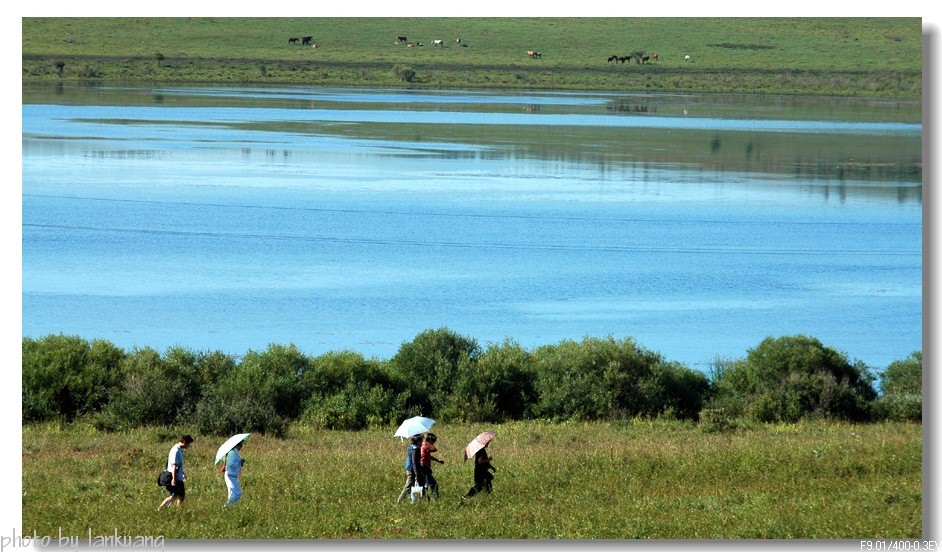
[531,336,708,421]
[390,328,480,417]
[444,339,537,423]
[193,389,288,437]
[192,344,310,436]
[881,351,921,396]
[698,407,741,433]
[872,394,921,421]
[22,335,124,421]
[301,351,407,430]
[103,346,200,427]
[712,335,877,423]
[303,385,405,430]
[393,65,416,82]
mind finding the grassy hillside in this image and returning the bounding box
[22,17,923,97]
[22,420,921,539]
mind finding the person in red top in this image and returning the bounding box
[419,433,445,499]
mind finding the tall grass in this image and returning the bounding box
[22,420,920,539]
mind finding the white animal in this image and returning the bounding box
[432,39,444,46]
[684,54,691,62]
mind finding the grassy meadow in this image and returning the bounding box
[21,17,922,97]
[22,420,921,539]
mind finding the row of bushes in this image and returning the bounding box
[22,330,922,435]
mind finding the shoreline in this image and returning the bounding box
[22,55,922,98]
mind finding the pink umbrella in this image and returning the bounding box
[463,431,496,461]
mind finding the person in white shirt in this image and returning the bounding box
[158,435,194,510]
[222,440,245,507]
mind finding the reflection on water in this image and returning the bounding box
[21,84,922,369]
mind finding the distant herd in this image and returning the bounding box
[285,33,692,63]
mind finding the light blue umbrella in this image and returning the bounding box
[394,416,435,439]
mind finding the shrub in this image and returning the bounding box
[22,335,124,421]
[193,343,310,436]
[712,335,877,423]
[531,335,707,421]
[698,407,741,433]
[301,351,407,430]
[235,343,311,419]
[194,389,288,437]
[103,346,200,427]
[444,339,537,423]
[393,65,416,82]
[872,394,921,422]
[304,385,405,430]
[881,351,921,396]
[390,328,480,417]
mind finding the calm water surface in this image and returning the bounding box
[22,84,922,370]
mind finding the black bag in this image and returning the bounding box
[157,470,173,487]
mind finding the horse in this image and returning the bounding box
[288,37,299,44]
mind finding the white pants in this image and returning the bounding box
[225,474,242,506]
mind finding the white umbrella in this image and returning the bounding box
[394,416,435,439]
[214,433,251,465]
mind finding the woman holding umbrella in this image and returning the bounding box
[462,432,497,500]
[215,433,249,508]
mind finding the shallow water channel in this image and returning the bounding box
[22,83,922,371]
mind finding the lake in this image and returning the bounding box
[21,83,922,372]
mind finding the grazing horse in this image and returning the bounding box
[651,53,659,61]
[432,39,444,46]
[526,50,542,58]
[456,37,461,44]
[608,54,617,62]
[641,55,650,63]
[302,36,313,45]
[684,54,691,62]
[397,35,408,42]
[288,37,300,44]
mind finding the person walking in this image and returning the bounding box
[221,440,245,507]
[420,433,445,499]
[462,442,496,500]
[158,435,194,510]
[396,434,423,503]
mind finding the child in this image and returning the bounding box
[420,433,445,499]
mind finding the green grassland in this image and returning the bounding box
[22,17,922,97]
[23,420,921,539]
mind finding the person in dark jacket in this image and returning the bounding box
[462,443,496,499]
[396,434,424,503]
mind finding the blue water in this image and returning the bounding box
[21,86,922,371]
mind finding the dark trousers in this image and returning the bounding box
[422,465,439,499]
[465,472,493,498]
